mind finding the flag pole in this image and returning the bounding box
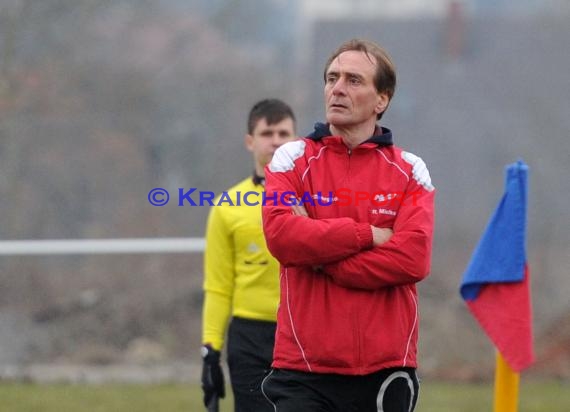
[493,351,520,412]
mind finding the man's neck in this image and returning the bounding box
[330,122,378,149]
[254,166,265,179]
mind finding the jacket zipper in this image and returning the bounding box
[355,310,362,371]
[346,148,352,182]
[347,147,362,369]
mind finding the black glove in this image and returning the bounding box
[201,344,225,407]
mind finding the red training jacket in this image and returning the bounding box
[262,123,435,375]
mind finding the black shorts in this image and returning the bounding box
[261,367,419,412]
[227,316,276,412]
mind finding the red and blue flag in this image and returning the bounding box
[460,160,534,372]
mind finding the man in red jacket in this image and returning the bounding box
[261,39,435,411]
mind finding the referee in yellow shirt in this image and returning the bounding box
[201,99,297,411]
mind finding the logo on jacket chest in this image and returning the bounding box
[370,207,397,216]
[306,189,403,208]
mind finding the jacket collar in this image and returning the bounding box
[306,122,393,146]
[252,172,265,187]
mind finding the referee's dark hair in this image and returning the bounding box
[247,99,296,134]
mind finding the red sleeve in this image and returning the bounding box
[323,179,435,290]
[262,142,373,267]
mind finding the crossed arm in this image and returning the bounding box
[263,169,435,290]
[291,202,394,247]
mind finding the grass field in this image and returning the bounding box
[0,380,568,411]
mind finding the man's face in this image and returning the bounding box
[245,117,296,175]
[324,50,388,129]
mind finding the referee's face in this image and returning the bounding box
[245,117,297,177]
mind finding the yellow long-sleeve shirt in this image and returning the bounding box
[202,177,279,350]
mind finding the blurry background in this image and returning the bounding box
[1,0,569,382]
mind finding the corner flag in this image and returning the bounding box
[460,160,534,372]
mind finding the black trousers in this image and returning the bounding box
[227,316,276,412]
[261,367,419,412]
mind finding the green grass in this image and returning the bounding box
[0,383,230,412]
[0,380,568,411]
[418,380,570,412]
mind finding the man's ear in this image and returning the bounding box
[244,134,254,152]
[374,93,389,115]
